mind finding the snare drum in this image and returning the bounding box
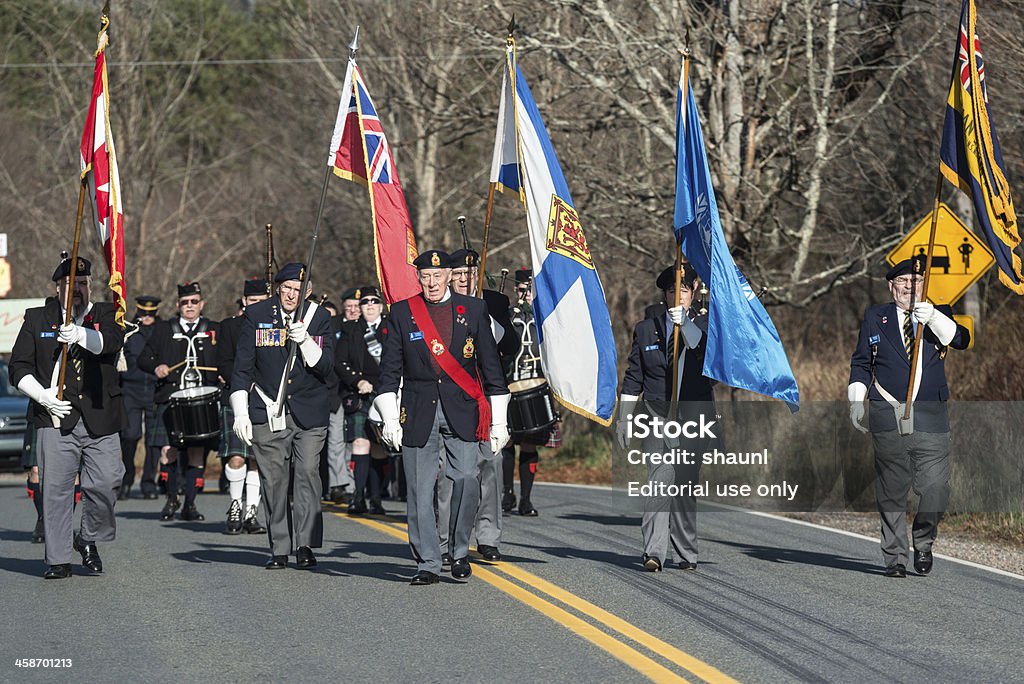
[508,378,557,440]
[166,386,221,446]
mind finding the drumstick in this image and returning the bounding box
[164,360,217,374]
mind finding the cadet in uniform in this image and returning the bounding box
[848,256,970,577]
[230,263,335,569]
[138,281,220,522]
[9,256,125,579]
[324,286,362,504]
[374,249,510,585]
[335,286,390,515]
[617,264,712,571]
[217,278,268,535]
[119,295,161,499]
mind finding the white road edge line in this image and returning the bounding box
[535,482,1024,581]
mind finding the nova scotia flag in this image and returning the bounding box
[490,44,617,425]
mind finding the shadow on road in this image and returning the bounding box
[556,513,639,527]
[709,538,881,574]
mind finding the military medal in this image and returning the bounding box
[463,337,475,358]
[431,338,445,356]
[400,407,407,424]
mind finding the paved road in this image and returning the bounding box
[0,480,1021,683]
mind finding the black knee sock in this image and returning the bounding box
[352,453,370,501]
[120,438,138,489]
[520,451,539,503]
[502,447,516,495]
[163,463,179,500]
[183,466,204,506]
[369,458,387,503]
[26,480,44,519]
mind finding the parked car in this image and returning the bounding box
[0,360,30,471]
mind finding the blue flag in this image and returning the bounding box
[673,70,800,411]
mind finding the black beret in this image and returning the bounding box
[514,268,532,284]
[413,249,452,269]
[886,255,927,281]
[51,256,91,282]
[135,295,161,313]
[340,287,360,301]
[243,278,267,297]
[177,281,201,299]
[358,286,382,301]
[656,264,698,291]
[274,262,306,283]
[450,249,480,268]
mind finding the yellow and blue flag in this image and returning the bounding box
[489,42,618,425]
[939,0,1023,294]
[673,64,799,411]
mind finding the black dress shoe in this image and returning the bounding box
[74,535,103,573]
[225,500,244,535]
[451,557,472,579]
[141,487,159,500]
[642,554,662,572]
[243,506,266,534]
[477,545,502,561]
[518,501,539,517]
[159,497,180,521]
[410,570,440,585]
[677,561,698,571]
[180,504,205,521]
[296,546,317,568]
[501,491,516,513]
[441,552,454,567]
[884,563,907,578]
[32,517,45,544]
[43,564,72,580]
[117,488,131,501]
[914,549,934,575]
[264,555,288,570]
[369,501,386,515]
[348,498,367,515]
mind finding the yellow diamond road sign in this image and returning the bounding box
[886,202,995,306]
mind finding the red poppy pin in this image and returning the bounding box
[456,305,466,314]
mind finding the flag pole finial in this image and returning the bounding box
[348,25,360,60]
[507,14,516,41]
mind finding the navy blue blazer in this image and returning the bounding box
[378,293,508,447]
[230,296,335,430]
[622,306,714,406]
[849,302,970,432]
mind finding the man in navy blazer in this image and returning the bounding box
[230,263,335,570]
[848,256,970,578]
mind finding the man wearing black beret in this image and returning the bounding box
[848,256,971,578]
[374,249,510,584]
[9,255,126,578]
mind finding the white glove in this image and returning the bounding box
[58,323,85,346]
[912,302,935,326]
[849,401,869,434]
[18,375,72,419]
[667,306,684,326]
[230,390,252,446]
[616,394,639,449]
[287,319,309,345]
[374,392,403,450]
[488,393,511,454]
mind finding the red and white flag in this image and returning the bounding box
[80,16,127,325]
[328,60,420,304]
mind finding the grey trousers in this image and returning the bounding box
[38,420,123,566]
[404,405,480,573]
[251,416,326,557]
[872,429,951,566]
[438,443,500,553]
[327,407,354,490]
[640,435,700,565]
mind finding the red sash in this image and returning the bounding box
[408,295,490,441]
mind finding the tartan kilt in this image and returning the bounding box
[220,403,251,459]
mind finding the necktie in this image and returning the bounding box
[365,322,382,363]
[903,311,915,358]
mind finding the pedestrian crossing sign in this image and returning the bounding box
[886,203,995,306]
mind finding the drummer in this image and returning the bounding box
[138,281,221,523]
[502,268,551,517]
[437,248,519,563]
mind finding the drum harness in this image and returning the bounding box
[170,319,212,391]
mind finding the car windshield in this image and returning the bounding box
[0,361,23,397]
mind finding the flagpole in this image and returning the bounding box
[57,182,88,403]
[272,29,358,418]
[669,46,691,420]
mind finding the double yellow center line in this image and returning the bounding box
[332,509,738,684]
